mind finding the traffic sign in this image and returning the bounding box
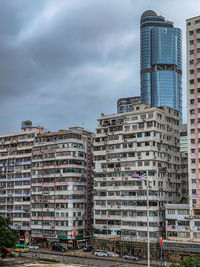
[73,230,77,237]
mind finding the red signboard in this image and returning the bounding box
[73,230,77,237]
[160,237,163,246]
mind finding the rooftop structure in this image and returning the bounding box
[117,96,141,114]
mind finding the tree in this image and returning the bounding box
[0,216,18,258]
[170,256,200,267]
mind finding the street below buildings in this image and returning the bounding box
[3,248,170,267]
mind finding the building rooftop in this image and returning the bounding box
[141,10,157,20]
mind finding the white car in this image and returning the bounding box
[122,255,139,261]
[108,251,119,257]
[94,250,109,257]
[28,245,39,250]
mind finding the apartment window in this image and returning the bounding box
[189,30,193,35]
[190,50,194,55]
[178,221,189,226]
[197,29,200,33]
[148,113,153,119]
[198,39,200,44]
[137,133,142,138]
[131,116,138,121]
[177,209,189,215]
[147,121,153,127]
[190,40,194,45]
[140,114,146,120]
[167,231,177,237]
[168,209,175,215]
[125,126,130,131]
[145,132,150,137]
[194,221,200,226]
[178,232,189,238]
[195,20,200,24]
[194,233,200,239]
[190,70,194,74]
[132,124,137,130]
[167,220,175,226]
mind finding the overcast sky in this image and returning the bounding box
[0,0,199,134]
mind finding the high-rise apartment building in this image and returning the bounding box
[30,127,93,246]
[162,15,200,260]
[187,16,200,212]
[0,121,43,243]
[0,123,93,246]
[140,10,182,121]
[93,104,181,258]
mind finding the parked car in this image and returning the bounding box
[28,245,39,250]
[94,250,109,257]
[14,244,29,253]
[122,255,139,261]
[108,251,119,257]
[83,245,94,252]
[50,243,67,253]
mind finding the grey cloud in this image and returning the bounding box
[0,0,199,134]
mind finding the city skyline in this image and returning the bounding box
[0,0,199,134]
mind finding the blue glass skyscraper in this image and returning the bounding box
[140,10,182,121]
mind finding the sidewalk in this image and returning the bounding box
[0,257,36,266]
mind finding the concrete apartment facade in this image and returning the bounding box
[180,124,188,203]
[0,121,43,243]
[30,127,93,247]
[0,123,93,246]
[162,16,200,261]
[93,103,181,258]
[164,204,200,261]
[187,15,200,215]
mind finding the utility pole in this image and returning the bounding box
[147,173,150,267]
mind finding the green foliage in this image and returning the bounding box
[39,258,59,262]
[170,256,200,267]
[0,216,18,249]
[9,252,16,257]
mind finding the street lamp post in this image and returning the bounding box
[132,172,150,267]
[146,173,150,267]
